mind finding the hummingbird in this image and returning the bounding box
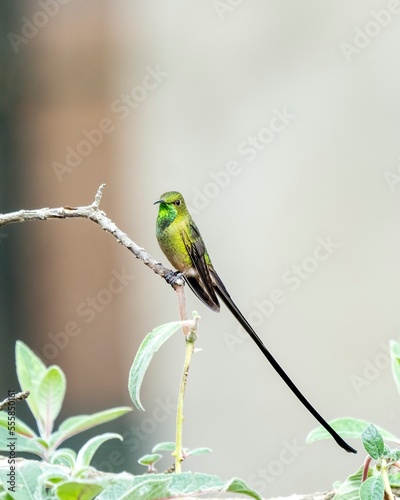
[154,191,356,454]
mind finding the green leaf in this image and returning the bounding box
[15,341,47,422]
[362,424,385,460]
[0,460,78,499]
[34,437,49,449]
[138,453,162,466]
[186,447,212,456]
[96,472,261,500]
[49,407,131,449]
[55,481,103,500]
[388,449,400,462]
[74,433,122,472]
[0,425,44,457]
[224,477,262,499]
[167,472,261,500]
[50,448,77,468]
[359,475,384,500]
[96,475,170,500]
[37,366,66,437]
[389,472,400,487]
[12,460,42,499]
[35,465,70,497]
[390,340,400,395]
[151,441,175,452]
[0,412,37,439]
[307,418,400,444]
[334,465,371,500]
[128,321,184,411]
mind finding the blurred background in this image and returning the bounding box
[1,0,400,496]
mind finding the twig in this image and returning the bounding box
[0,184,184,287]
[0,390,30,411]
[176,281,190,335]
[0,184,196,471]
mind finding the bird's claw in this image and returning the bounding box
[164,270,184,287]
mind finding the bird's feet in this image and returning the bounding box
[164,270,185,287]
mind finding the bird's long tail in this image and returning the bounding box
[211,270,356,454]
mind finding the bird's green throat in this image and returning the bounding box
[155,191,188,235]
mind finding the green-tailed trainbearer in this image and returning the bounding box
[155,191,356,454]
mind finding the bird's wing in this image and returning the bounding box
[180,221,220,312]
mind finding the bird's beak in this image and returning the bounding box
[153,199,163,205]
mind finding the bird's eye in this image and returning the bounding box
[174,199,181,206]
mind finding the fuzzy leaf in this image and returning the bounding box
[35,464,70,498]
[151,441,175,452]
[359,475,384,500]
[0,425,44,457]
[36,366,66,436]
[128,321,184,411]
[96,472,261,500]
[362,424,384,460]
[74,433,122,472]
[11,461,42,499]
[49,407,131,449]
[15,341,47,422]
[138,454,162,466]
[389,473,400,487]
[224,477,262,499]
[186,447,212,456]
[55,481,103,500]
[334,465,371,500]
[307,418,400,444]
[50,448,77,468]
[388,450,400,462]
[0,412,37,439]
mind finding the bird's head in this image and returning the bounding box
[154,191,189,226]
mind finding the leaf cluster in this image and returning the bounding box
[0,342,130,499]
[0,336,261,500]
[307,340,400,500]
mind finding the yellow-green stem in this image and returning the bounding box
[381,459,394,500]
[173,284,198,473]
[175,336,195,473]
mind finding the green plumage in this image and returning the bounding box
[154,191,356,454]
[155,191,219,311]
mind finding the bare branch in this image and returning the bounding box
[0,184,183,286]
[0,390,30,411]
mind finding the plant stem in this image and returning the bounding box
[362,455,372,482]
[381,459,394,500]
[174,285,199,473]
[175,335,196,473]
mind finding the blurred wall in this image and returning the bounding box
[1,0,400,497]
[0,3,17,374]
